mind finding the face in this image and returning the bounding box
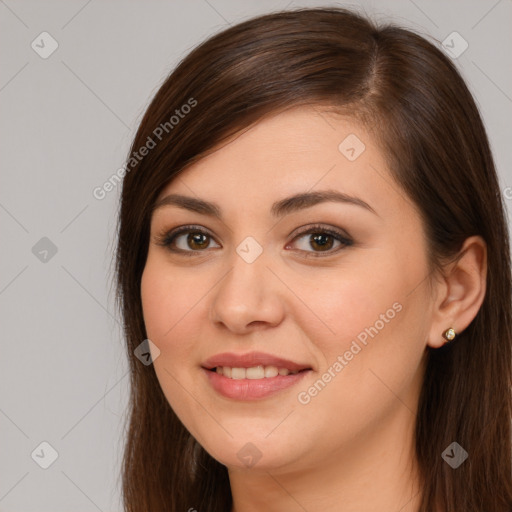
[141,105,433,473]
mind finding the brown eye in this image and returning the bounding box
[287,225,353,257]
[156,225,220,254]
[307,233,335,251]
[185,232,210,250]
[156,223,352,258]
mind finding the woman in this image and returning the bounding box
[115,6,512,511]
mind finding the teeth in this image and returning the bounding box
[214,365,301,379]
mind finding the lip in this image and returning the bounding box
[201,351,313,372]
[202,367,312,400]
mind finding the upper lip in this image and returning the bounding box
[202,351,313,372]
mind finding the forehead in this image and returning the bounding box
[155,106,411,221]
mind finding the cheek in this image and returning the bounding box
[141,258,197,343]
[316,238,427,339]
[288,272,426,454]
[292,251,426,386]
[140,260,206,430]
[140,264,169,341]
[296,262,402,348]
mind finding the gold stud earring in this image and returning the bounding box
[443,328,456,342]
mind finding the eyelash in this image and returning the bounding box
[154,223,353,258]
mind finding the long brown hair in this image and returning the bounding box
[114,7,512,511]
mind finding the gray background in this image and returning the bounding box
[0,0,510,510]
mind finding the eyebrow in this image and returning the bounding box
[152,189,378,218]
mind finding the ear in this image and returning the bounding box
[427,236,487,349]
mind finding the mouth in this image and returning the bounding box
[200,351,313,400]
[205,365,311,379]
[201,350,313,374]
[201,365,313,401]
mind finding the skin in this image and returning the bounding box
[141,105,487,512]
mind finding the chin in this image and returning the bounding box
[201,436,301,472]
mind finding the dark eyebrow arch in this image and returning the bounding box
[152,189,378,218]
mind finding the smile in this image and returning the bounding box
[213,365,302,379]
[202,367,311,400]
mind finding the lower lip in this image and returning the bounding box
[202,368,311,401]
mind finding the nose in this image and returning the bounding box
[209,246,285,334]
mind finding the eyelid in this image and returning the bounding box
[154,223,353,256]
[289,223,352,243]
[153,224,219,255]
[286,224,353,257]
